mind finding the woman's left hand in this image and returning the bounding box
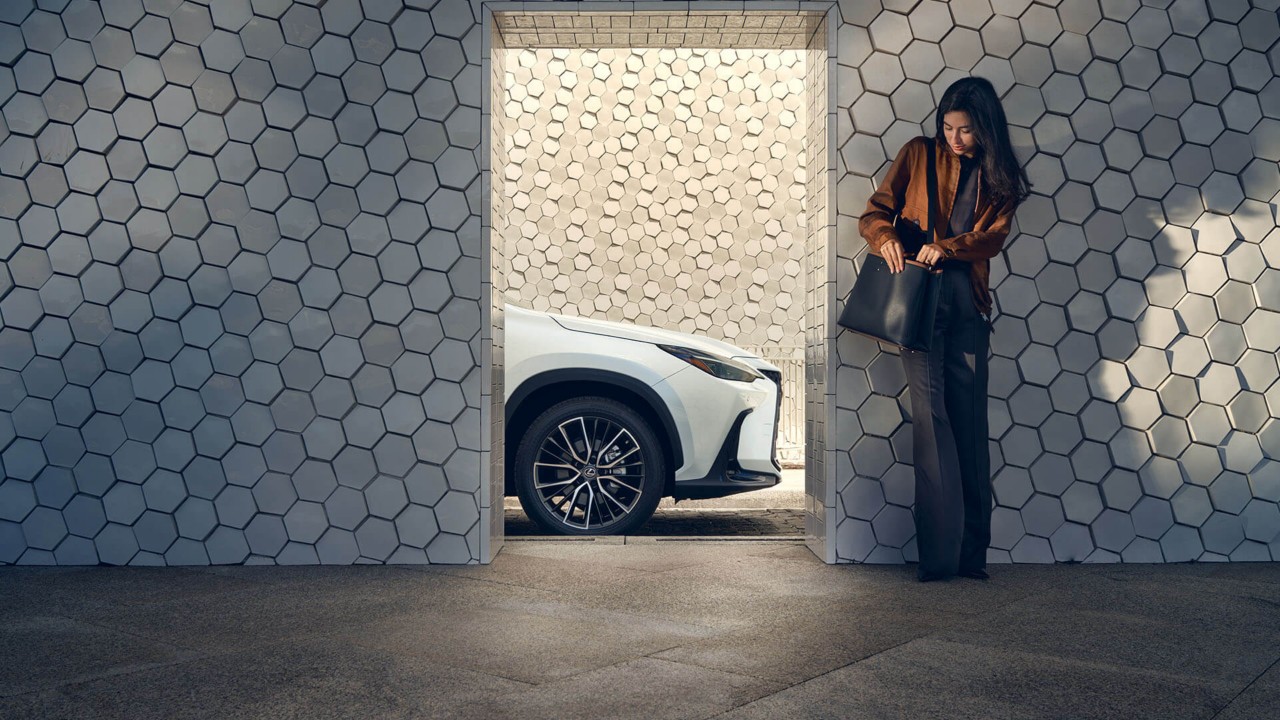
[916,243,946,266]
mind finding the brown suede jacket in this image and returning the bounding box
[857,134,1019,317]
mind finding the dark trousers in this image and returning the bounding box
[899,263,992,578]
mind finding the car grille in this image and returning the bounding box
[761,369,783,469]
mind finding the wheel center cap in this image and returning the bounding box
[583,465,597,478]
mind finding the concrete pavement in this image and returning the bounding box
[2,540,1279,719]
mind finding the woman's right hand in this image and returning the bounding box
[881,238,906,274]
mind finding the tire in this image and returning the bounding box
[513,396,666,535]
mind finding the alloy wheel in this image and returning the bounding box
[531,414,646,531]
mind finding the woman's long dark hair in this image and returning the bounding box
[934,77,1032,209]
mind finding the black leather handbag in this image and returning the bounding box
[838,141,943,352]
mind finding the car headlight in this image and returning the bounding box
[657,344,763,383]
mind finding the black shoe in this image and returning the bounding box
[917,570,950,582]
[957,567,989,580]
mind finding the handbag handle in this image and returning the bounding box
[904,258,942,272]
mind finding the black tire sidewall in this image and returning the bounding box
[514,396,665,535]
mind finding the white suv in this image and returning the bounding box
[504,303,783,535]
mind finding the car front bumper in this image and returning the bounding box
[653,366,783,500]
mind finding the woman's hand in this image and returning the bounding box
[881,238,906,274]
[916,243,945,266]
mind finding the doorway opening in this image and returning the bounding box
[480,5,836,561]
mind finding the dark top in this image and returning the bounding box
[946,153,980,239]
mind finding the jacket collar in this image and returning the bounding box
[929,135,982,236]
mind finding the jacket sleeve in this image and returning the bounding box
[935,194,1017,262]
[858,138,917,255]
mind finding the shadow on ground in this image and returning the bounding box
[2,544,1279,719]
[504,508,805,536]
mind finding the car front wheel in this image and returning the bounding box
[514,396,665,535]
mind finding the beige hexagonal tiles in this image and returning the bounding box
[496,46,810,462]
[500,47,807,351]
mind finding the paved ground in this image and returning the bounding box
[2,541,1279,719]
[505,508,805,536]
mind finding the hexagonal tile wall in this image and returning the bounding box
[500,47,807,352]
[830,0,1280,565]
[0,0,487,566]
[498,45,808,461]
[3,1,1279,567]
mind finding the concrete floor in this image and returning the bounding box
[2,542,1278,719]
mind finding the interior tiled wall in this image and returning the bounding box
[803,14,834,562]
[482,13,509,565]
[487,7,828,548]
[494,8,822,49]
[499,47,807,350]
[3,0,1278,566]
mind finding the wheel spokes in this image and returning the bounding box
[532,414,647,531]
[597,444,639,469]
[541,435,580,467]
[605,476,641,494]
[556,423,587,465]
[533,472,579,490]
[599,486,631,514]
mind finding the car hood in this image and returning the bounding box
[506,303,780,372]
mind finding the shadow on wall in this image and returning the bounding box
[0,0,1278,567]
[834,37,1280,562]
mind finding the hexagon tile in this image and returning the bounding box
[3,1,1280,567]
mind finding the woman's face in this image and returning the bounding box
[942,111,977,157]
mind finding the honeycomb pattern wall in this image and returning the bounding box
[4,0,1280,567]
[485,18,510,567]
[499,47,808,350]
[494,9,821,50]
[0,0,489,565]
[802,16,834,561]
[832,0,1280,564]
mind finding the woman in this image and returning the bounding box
[857,77,1031,582]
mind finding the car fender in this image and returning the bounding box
[505,365,685,472]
